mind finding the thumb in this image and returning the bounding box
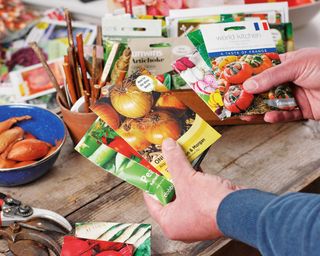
[162,138,195,187]
[243,60,298,94]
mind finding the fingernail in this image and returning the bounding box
[243,80,258,92]
[162,138,177,150]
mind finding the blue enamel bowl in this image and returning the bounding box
[0,104,66,186]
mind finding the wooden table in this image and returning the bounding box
[2,119,320,255]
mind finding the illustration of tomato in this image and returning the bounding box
[212,56,238,70]
[240,54,273,74]
[224,85,254,113]
[144,111,181,145]
[223,62,253,84]
[217,79,230,93]
[265,52,280,60]
[212,67,222,80]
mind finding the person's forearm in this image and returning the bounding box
[217,189,320,256]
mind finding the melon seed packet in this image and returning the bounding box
[174,20,298,120]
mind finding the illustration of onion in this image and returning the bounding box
[110,82,153,118]
[144,111,181,145]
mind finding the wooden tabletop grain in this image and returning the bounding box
[2,120,320,255]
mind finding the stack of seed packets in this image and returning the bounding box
[61,222,151,256]
[75,68,221,204]
[173,20,298,120]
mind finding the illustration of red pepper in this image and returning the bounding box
[224,84,254,113]
[156,74,165,83]
[108,137,162,175]
[223,62,253,84]
[240,54,273,74]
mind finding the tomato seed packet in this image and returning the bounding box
[74,222,151,256]
[91,67,221,180]
[75,122,175,205]
[174,20,298,120]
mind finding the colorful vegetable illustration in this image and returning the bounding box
[223,62,253,84]
[111,47,132,86]
[75,130,175,204]
[90,103,120,130]
[240,54,273,75]
[223,85,254,113]
[208,90,224,110]
[212,56,237,70]
[116,119,151,151]
[155,92,187,110]
[144,111,181,145]
[110,82,153,119]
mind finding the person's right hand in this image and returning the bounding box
[242,48,320,123]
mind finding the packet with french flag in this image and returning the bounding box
[173,20,298,120]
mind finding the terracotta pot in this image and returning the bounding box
[56,96,97,145]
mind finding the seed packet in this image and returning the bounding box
[61,236,136,256]
[136,15,168,37]
[167,2,289,37]
[175,20,297,120]
[83,117,162,176]
[270,23,294,53]
[9,58,64,100]
[127,37,194,76]
[75,123,175,205]
[75,222,151,256]
[91,67,221,179]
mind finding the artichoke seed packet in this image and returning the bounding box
[174,20,298,120]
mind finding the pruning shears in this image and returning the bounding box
[0,192,72,256]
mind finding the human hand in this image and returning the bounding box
[242,48,320,123]
[144,138,240,242]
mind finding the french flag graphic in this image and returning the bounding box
[254,21,269,31]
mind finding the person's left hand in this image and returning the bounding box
[144,138,241,242]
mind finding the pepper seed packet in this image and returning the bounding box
[75,222,151,256]
[75,120,175,205]
[91,67,221,179]
[61,236,136,256]
[174,20,297,120]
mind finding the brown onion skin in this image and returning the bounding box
[110,85,153,118]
